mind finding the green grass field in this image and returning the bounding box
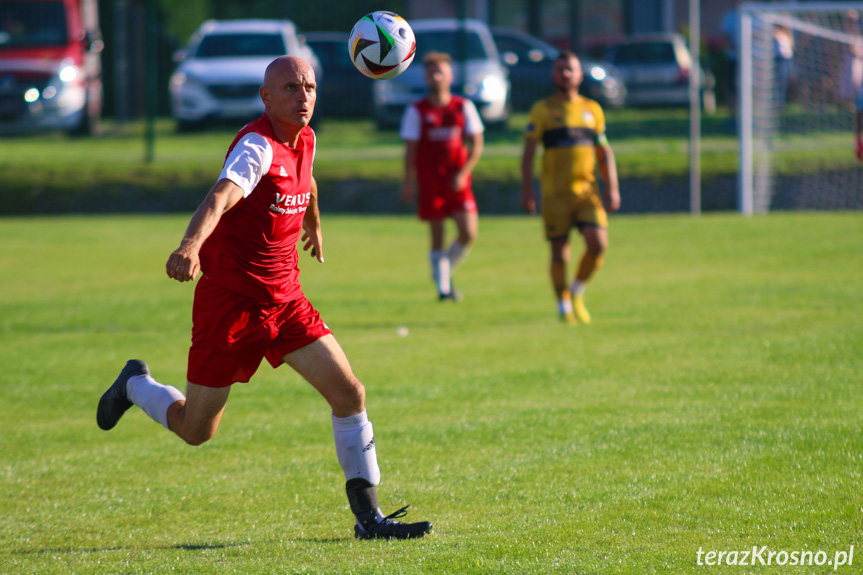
[1,213,861,574]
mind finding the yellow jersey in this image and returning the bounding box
[525,94,606,199]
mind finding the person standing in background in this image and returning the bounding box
[521,51,620,325]
[401,51,485,302]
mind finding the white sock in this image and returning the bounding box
[429,250,451,295]
[126,374,185,430]
[447,240,470,271]
[332,410,381,485]
[570,280,587,297]
[558,298,573,315]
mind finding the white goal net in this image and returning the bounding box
[739,2,863,213]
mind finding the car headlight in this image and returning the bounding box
[468,75,506,102]
[58,64,79,83]
[171,71,207,94]
[589,66,607,81]
[482,75,506,101]
[38,59,84,108]
[171,71,190,88]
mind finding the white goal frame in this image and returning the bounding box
[738,2,863,214]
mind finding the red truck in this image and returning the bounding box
[0,0,103,135]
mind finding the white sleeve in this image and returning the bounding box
[219,132,273,197]
[462,99,485,135]
[399,105,422,141]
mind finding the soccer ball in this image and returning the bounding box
[348,11,416,80]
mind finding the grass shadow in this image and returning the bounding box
[12,541,252,556]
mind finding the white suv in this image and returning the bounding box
[169,19,320,131]
[372,18,510,130]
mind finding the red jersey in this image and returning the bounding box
[405,96,483,194]
[199,115,314,303]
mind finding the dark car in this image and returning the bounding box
[302,31,374,118]
[490,26,626,111]
[605,33,715,112]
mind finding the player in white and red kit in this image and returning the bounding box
[856,80,863,161]
[401,51,484,301]
[97,56,431,540]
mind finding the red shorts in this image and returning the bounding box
[187,275,332,388]
[418,187,478,221]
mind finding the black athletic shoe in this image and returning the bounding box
[438,284,463,302]
[354,505,432,540]
[97,360,149,431]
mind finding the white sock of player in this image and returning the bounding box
[429,250,452,295]
[558,297,573,315]
[332,410,381,486]
[447,240,470,271]
[126,374,185,430]
[570,280,587,297]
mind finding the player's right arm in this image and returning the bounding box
[402,140,419,204]
[167,132,271,282]
[400,104,421,204]
[856,99,863,161]
[520,138,538,214]
[521,103,543,214]
[167,179,245,282]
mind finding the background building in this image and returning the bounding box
[407,0,741,54]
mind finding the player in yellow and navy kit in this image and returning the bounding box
[521,50,620,324]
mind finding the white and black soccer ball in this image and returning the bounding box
[348,11,416,80]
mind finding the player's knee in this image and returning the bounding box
[348,378,366,409]
[330,377,365,415]
[459,229,477,247]
[179,427,218,446]
[587,240,607,258]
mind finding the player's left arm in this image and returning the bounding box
[455,132,484,191]
[592,103,620,212]
[302,176,324,263]
[454,100,485,191]
[856,106,863,161]
[596,134,621,213]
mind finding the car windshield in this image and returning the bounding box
[414,30,488,60]
[307,40,354,71]
[494,34,554,59]
[0,1,68,48]
[614,42,675,65]
[195,33,286,58]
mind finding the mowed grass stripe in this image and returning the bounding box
[0,213,860,574]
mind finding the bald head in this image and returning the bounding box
[260,55,317,144]
[264,56,315,89]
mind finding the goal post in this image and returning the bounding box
[739,2,863,214]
